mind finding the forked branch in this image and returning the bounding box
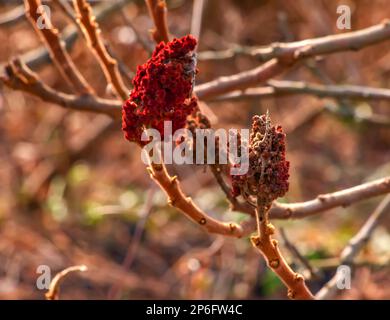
[1,58,121,117]
[24,0,93,94]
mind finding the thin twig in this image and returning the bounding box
[341,195,390,264]
[45,265,88,300]
[270,176,390,219]
[53,0,78,24]
[198,19,390,63]
[209,81,390,127]
[209,164,254,215]
[190,0,206,43]
[0,5,25,27]
[145,0,170,43]
[315,194,390,299]
[119,8,154,54]
[280,228,320,279]
[234,176,390,222]
[324,103,390,128]
[194,20,390,100]
[209,80,390,102]
[197,45,260,62]
[195,58,289,100]
[1,58,121,117]
[24,0,93,94]
[73,0,129,100]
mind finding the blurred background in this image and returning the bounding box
[0,0,389,299]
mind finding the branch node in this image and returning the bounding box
[199,218,206,225]
[294,273,304,282]
[250,235,261,247]
[152,163,163,171]
[287,289,295,299]
[317,194,328,202]
[269,259,280,269]
[146,167,154,176]
[167,197,175,206]
[265,223,275,235]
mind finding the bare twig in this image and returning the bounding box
[233,176,390,222]
[251,199,314,300]
[209,164,254,216]
[194,20,390,100]
[2,56,120,198]
[119,8,154,54]
[209,80,390,128]
[195,58,289,100]
[53,0,78,24]
[73,0,129,100]
[45,265,88,300]
[315,194,390,299]
[237,176,390,239]
[147,154,243,238]
[24,0,93,94]
[198,19,390,63]
[280,228,320,279]
[197,45,261,62]
[0,5,25,27]
[270,176,390,219]
[190,0,206,43]
[145,0,170,43]
[1,58,121,117]
[341,195,390,264]
[209,80,390,102]
[210,80,390,126]
[324,103,390,128]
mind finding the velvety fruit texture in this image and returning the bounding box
[122,35,198,144]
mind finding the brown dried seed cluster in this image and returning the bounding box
[231,114,290,205]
